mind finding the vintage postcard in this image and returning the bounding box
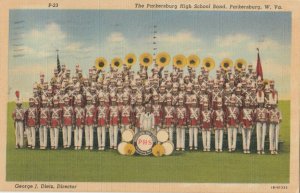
[0,0,299,192]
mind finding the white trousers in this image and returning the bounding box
[135,127,140,134]
[97,126,106,148]
[39,126,48,148]
[120,125,130,134]
[168,127,174,142]
[62,126,72,147]
[256,122,266,151]
[28,127,36,147]
[242,128,252,150]
[215,129,223,150]
[50,128,59,148]
[227,127,237,150]
[109,125,118,147]
[25,127,32,146]
[189,127,198,147]
[85,125,94,147]
[202,130,211,149]
[15,121,24,147]
[74,126,83,148]
[176,127,186,149]
[269,123,280,151]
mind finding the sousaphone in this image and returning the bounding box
[111,57,123,69]
[173,54,187,69]
[156,52,171,67]
[124,53,136,68]
[187,54,200,68]
[234,58,247,72]
[139,52,153,67]
[202,57,215,71]
[95,57,107,70]
[220,58,233,71]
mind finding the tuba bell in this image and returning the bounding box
[173,54,187,69]
[111,57,123,69]
[202,57,215,71]
[234,58,247,72]
[139,53,153,67]
[187,54,200,68]
[95,57,107,70]
[220,58,233,71]
[156,52,171,67]
[124,53,136,68]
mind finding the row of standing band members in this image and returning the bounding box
[12,64,281,154]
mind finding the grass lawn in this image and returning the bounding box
[6,101,290,183]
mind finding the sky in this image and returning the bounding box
[8,10,291,100]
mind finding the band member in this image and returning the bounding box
[255,101,268,155]
[96,93,109,151]
[12,97,26,149]
[200,98,212,152]
[50,97,61,150]
[109,92,119,149]
[240,96,254,154]
[268,103,282,155]
[212,98,224,152]
[226,95,239,152]
[26,98,38,149]
[188,95,199,150]
[140,103,155,132]
[74,97,85,150]
[133,93,144,134]
[39,99,49,149]
[163,93,175,142]
[85,95,96,150]
[175,94,187,151]
[120,92,132,133]
[62,97,73,149]
[152,91,162,132]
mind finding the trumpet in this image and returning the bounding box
[187,54,200,68]
[220,58,233,71]
[156,52,171,67]
[202,57,215,71]
[234,58,247,72]
[111,57,123,69]
[95,57,107,70]
[139,53,153,67]
[124,53,136,68]
[173,54,187,69]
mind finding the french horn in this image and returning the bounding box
[95,57,107,70]
[173,54,187,69]
[187,54,200,68]
[139,52,153,67]
[111,57,123,69]
[220,58,233,71]
[124,53,136,68]
[156,52,171,67]
[234,58,247,72]
[202,57,215,71]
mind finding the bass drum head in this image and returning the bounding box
[117,142,128,155]
[162,141,174,156]
[122,129,134,142]
[156,129,169,143]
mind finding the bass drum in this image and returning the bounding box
[162,141,174,156]
[122,129,134,142]
[117,142,128,155]
[156,129,169,143]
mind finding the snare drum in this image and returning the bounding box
[156,129,169,143]
[117,142,128,155]
[162,141,174,156]
[122,129,134,142]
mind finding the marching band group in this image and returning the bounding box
[12,53,282,155]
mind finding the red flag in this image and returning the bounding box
[256,49,263,80]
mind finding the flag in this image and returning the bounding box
[57,50,61,73]
[256,48,263,80]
